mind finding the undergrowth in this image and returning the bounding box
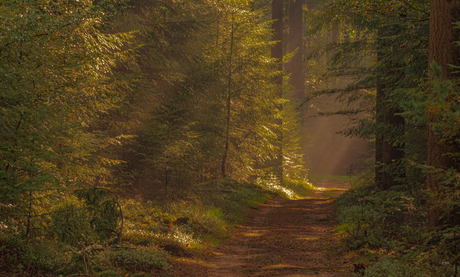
[335,166,459,277]
[257,175,316,199]
[0,177,313,276]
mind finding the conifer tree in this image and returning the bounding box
[0,0,131,229]
[272,0,284,184]
[0,0,134,253]
[427,0,460,228]
[107,0,282,193]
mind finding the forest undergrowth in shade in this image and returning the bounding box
[333,164,459,277]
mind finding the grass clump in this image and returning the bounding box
[284,178,316,197]
[364,257,429,277]
[196,178,273,222]
[256,176,314,199]
[94,247,170,271]
[0,232,73,275]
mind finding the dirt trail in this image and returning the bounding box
[171,179,353,277]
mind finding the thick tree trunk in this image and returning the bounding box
[381,113,405,190]
[381,57,406,190]
[272,0,284,185]
[287,0,304,104]
[427,0,460,228]
[375,25,406,191]
[381,88,405,190]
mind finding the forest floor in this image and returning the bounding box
[168,178,355,277]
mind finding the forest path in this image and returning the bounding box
[170,179,353,277]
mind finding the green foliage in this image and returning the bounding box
[44,188,122,247]
[256,176,315,199]
[107,0,288,197]
[94,247,170,271]
[0,233,73,274]
[191,178,272,222]
[306,0,429,182]
[49,195,98,246]
[334,169,460,275]
[121,197,226,248]
[364,257,429,277]
[0,0,132,239]
[337,182,425,246]
[73,188,122,241]
[283,178,316,197]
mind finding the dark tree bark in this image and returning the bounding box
[375,24,406,191]
[272,0,284,184]
[375,82,385,189]
[286,0,304,104]
[427,0,460,228]
[381,71,405,190]
[375,27,385,189]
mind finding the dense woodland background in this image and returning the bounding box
[1,0,460,276]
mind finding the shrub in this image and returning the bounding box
[0,233,73,274]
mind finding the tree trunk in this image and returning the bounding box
[381,43,406,190]
[272,0,284,185]
[375,25,406,191]
[221,12,235,178]
[375,82,385,189]
[381,83,405,190]
[427,0,460,228]
[375,27,385,189]
[287,0,304,104]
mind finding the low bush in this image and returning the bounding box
[0,233,73,274]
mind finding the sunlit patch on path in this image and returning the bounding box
[170,179,353,276]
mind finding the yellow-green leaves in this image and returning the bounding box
[0,0,131,238]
